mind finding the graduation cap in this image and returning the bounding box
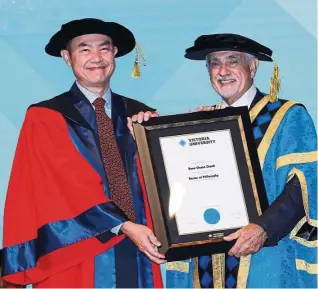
[45,18,146,78]
[185,33,280,102]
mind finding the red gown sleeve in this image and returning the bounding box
[2,107,125,285]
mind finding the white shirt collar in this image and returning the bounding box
[220,85,257,109]
[76,81,111,107]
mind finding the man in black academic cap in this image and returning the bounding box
[1,18,165,288]
[171,33,316,288]
[127,34,317,288]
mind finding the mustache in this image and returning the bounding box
[87,61,108,68]
[215,75,236,81]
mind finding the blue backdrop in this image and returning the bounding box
[0,0,316,247]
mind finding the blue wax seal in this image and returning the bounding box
[204,208,220,224]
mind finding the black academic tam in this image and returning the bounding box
[185,33,273,61]
[45,18,136,58]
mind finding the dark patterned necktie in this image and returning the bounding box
[93,97,136,222]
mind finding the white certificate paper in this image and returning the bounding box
[159,130,249,235]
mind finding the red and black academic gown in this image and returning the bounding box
[2,83,163,288]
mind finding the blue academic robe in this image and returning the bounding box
[165,92,317,288]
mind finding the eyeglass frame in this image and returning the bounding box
[205,53,249,70]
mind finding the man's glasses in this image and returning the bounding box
[206,55,246,70]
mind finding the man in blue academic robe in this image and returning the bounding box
[132,33,317,288]
[171,33,317,288]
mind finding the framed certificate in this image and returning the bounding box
[133,107,268,261]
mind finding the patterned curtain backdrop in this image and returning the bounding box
[0,0,316,247]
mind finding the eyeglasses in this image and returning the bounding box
[206,55,245,70]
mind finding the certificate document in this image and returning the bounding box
[133,107,266,260]
[159,129,249,235]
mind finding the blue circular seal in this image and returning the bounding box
[204,208,220,224]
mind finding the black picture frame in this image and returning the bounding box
[133,107,268,261]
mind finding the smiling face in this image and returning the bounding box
[61,34,118,93]
[206,51,259,105]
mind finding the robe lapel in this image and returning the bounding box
[64,86,137,198]
[248,88,287,149]
[63,84,106,182]
[54,85,138,194]
[249,88,265,110]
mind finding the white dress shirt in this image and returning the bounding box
[76,81,112,117]
[220,84,257,109]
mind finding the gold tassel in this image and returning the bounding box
[132,42,146,78]
[132,58,140,78]
[269,59,280,103]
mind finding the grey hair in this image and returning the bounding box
[244,53,256,63]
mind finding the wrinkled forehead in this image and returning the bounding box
[68,34,114,48]
[206,51,245,61]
